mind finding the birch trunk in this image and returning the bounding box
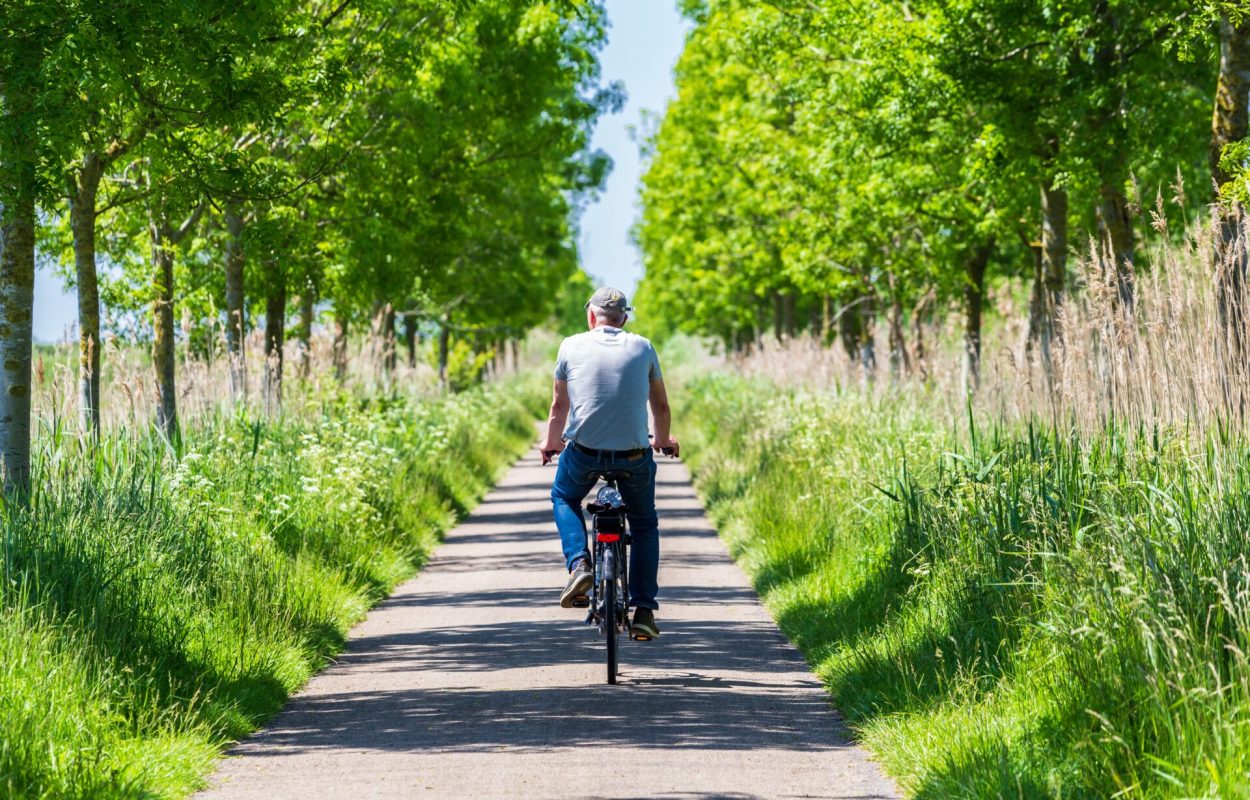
[69,152,105,434]
[224,206,246,401]
[0,190,36,495]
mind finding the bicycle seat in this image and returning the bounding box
[589,470,630,483]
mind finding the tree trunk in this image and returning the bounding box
[1089,2,1134,310]
[382,304,397,374]
[1096,182,1135,309]
[836,300,860,362]
[297,288,314,378]
[438,321,451,389]
[69,151,105,435]
[1029,177,1069,368]
[782,292,796,338]
[887,294,909,378]
[963,239,994,393]
[0,184,36,496]
[858,300,876,383]
[224,205,246,401]
[150,222,178,442]
[403,313,418,368]
[1212,14,1250,370]
[332,310,348,381]
[263,262,285,411]
[771,291,784,341]
[911,290,933,380]
[1211,13,1250,188]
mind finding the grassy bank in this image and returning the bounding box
[1,377,544,799]
[679,373,1250,799]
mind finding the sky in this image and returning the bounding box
[31,1,690,343]
[577,1,691,299]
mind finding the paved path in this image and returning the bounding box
[199,451,899,800]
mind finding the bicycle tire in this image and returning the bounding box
[604,552,618,685]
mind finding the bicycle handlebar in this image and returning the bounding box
[541,439,679,466]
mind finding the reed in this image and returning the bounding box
[670,210,1250,797]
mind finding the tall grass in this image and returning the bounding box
[678,374,1250,797]
[666,210,1250,797]
[0,373,545,798]
[731,206,1250,435]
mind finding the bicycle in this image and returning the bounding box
[581,472,632,684]
[544,441,676,685]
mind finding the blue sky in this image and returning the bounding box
[31,1,689,343]
[577,1,690,299]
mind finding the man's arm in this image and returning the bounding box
[539,379,570,464]
[649,377,679,457]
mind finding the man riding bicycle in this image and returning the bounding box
[539,286,679,641]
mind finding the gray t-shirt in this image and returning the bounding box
[554,326,663,451]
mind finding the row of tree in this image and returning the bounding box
[634,0,1248,384]
[0,0,615,493]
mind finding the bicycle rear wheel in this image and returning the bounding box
[603,552,618,684]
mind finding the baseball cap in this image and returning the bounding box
[585,286,633,313]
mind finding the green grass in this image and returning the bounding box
[678,373,1250,799]
[0,376,545,798]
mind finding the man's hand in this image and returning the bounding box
[652,435,680,459]
[539,439,565,466]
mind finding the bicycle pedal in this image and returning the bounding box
[570,595,589,608]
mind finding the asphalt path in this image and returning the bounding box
[199,450,899,800]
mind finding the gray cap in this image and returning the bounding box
[585,286,632,313]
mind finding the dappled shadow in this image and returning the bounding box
[232,612,856,757]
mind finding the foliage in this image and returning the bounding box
[0,376,544,798]
[635,1,1218,348]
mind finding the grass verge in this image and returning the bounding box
[679,372,1250,799]
[1,376,545,799]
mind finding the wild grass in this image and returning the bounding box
[0,370,546,798]
[678,375,1250,797]
[730,205,1250,436]
[668,211,1250,797]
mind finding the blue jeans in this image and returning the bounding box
[551,445,660,611]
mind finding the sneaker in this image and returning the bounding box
[631,607,660,640]
[559,558,593,608]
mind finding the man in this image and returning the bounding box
[539,286,679,641]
